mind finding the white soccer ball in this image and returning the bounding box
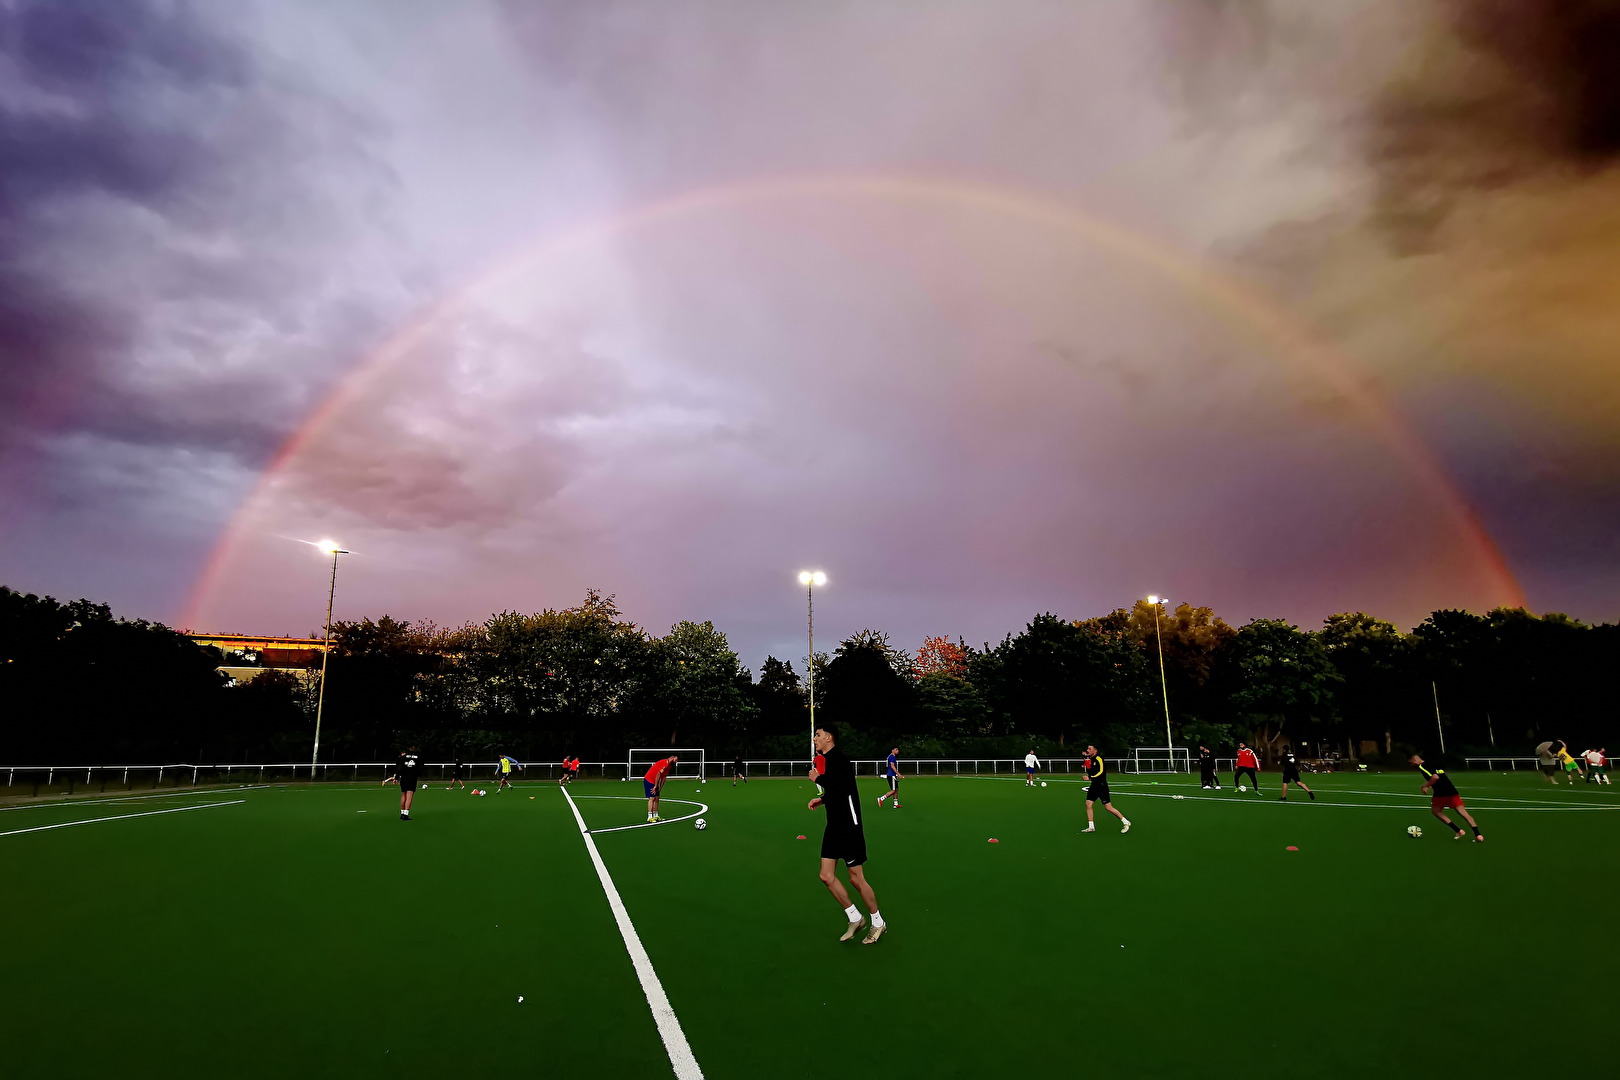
[1407,825,1423,838]
[1040,781,1047,788]
[694,818,707,831]
[1238,785,1247,792]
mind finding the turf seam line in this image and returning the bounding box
[0,786,273,813]
[562,788,705,1080]
[0,800,246,837]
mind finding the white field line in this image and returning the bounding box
[570,796,710,834]
[0,800,246,837]
[0,786,272,813]
[955,777,1620,812]
[561,788,703,1080]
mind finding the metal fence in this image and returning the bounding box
[2,753,1454,798]
[1,756,1193,796]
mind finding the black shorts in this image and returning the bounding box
[1282,769,1302,784]
[1086,778,1111,803]
[821,825,868,868]
[400,780,417,793]
[886,774,898,791]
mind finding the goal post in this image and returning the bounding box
[627,748,707,784]
[1129,746,1191,774]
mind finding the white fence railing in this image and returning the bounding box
[2,753,1480,796]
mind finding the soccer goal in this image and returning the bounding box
[627,748,707,783]
[1128,746,1191,774]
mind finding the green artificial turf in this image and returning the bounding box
[3,771,1616,1079]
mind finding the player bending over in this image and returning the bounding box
[1583,747,1609,785]
[1197,745,1220,790]
[382,745,421,821]
[495,754,523,791]
[808,724,886,945]
[1278,745,1316,801]
[1233,743,1262,794]
[1080,745,1131,834]
[877,747,902,808]
[1025,750,1040,787]
[644,755,678,823]
[1412,754,1483,843]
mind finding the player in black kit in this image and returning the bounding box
[808,725,887,945]
[383,746,422,821]
[1278,746,1316,801]
[1197,746,1220,790]
[445,759,466,791]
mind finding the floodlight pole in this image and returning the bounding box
[807,579,816,754]
[1432,680,1446,754]
[799,571,825,757]
[1150,596,1172,757]
[312,547,349,777]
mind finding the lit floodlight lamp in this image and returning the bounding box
[798,570,827,587]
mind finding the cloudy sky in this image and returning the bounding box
[2,0,1617,669]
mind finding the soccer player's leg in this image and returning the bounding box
[847,863,886,944]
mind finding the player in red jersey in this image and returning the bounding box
[1233,743,1262,795]
[1411,754,1483,842]
[644,755,678,823]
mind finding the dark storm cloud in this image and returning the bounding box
[1150,0,1620,616]
[0,0,402,489]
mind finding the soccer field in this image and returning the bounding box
[4,770,1616,1079]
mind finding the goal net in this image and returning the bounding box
[1128,746,1191,774]
[627,748,707,783]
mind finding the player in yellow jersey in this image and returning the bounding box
[1079,745,1131,834]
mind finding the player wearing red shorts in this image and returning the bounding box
[1411,754,1483,843]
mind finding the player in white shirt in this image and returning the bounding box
[1024,751,1040,786]
[1583,748,1609,785]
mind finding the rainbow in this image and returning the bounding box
[182,173,1525,626]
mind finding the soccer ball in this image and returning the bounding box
[694,818,707,830]
[1407,825,1423,838]
[1238,785,1247,792]
[474,789,485,797]
[1040,782,1047,788]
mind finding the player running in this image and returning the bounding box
[644,754,678,822]
[560,755,580,785]
[808,724,886,945]
[445,759,466,791]
[1233,743,1262,794]
[877,747,902,808]
[1583,747,1609,785]
[382,745,421,821]
[1024,750,1040,786]
[1197,745,1220,790]
[733,754,746,786]
[1079,745,1131,834]
[1557,742,1583,784]
[1411,753,1484,842]
[495,754,523,791]
[1278,745,1316,801]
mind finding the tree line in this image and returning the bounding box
[2,584,1614,766]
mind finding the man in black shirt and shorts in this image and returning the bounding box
[808,724,887,945]
[383,746,422,821]
[1278,746,1316,801]
[1080,745,1132,834]
[445,759,466,791]
[1197,745,1220,790]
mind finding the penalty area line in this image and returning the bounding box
[0,799,246,837]
[562,788,704,1080]
[571,796,711,834]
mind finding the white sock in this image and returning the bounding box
[871,911,885,927]
[844,905,860,922]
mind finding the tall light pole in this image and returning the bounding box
[798,570,826,755]
[1147,595,1173,754]
[312,541,350,777]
